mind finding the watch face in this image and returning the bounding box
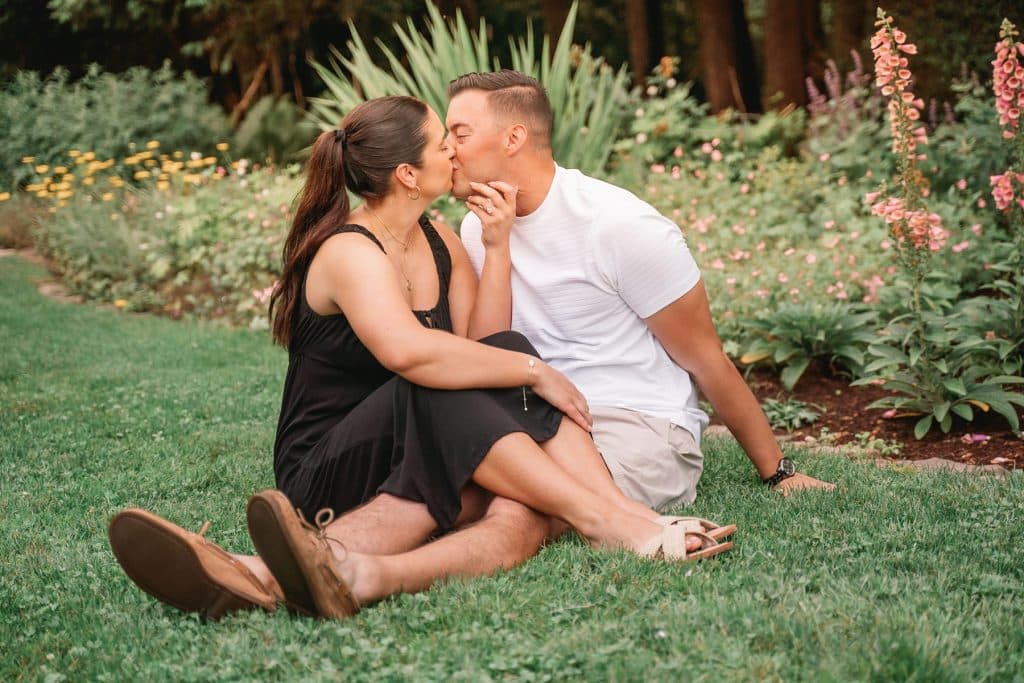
[780,458,796,476]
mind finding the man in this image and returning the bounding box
[448,69,835,509]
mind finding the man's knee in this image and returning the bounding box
[482,497,552,548]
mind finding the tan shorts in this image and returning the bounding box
[590,405,704,511]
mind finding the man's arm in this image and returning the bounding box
[644,280,836,495]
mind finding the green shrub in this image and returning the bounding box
[0,63,229,191]
[307,1,631,175]
[740,302,878,390]
[33,167,300,326]
[234,95,316,164]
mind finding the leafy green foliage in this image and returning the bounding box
[32,166,299,325]
[760,398,823,432]
[307,1,631,175]
[0,63,229,191]
[741,302,877,390]
[233,95,316,164]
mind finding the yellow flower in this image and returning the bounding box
[35,164,49,174]
[144,159,157,168]
[82,177,95,186]
[68,150,81,158]
[156,180,170,190]
[21,156,35,164]
[173,151,183,159]
[0,192,10,202]
[101,192,114,201]
[62,173,75,182]
[36,190,49,198]
[184,173,202,184]
[146,140,160,149]
[202,156,217,166]
[82,151,95,161]
[185,159,204,169]
[58,200,67,208]
[216,142,230,151]
[53,166,68,174]
[137,150,153,160]
[114,299,129,309]
[57,190,73,199]
[133,170,151,180]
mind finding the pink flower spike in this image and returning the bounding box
[960,433,991,444]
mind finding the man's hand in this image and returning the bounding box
[773,473,836,496]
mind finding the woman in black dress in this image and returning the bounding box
[109,96,729,621]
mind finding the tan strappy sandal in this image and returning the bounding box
[246,489,360,620]
[641,518,735,561]
[108,508,279,619]
[658,515,737,542]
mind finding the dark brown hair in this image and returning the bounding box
[269,96,430,347]
[447,70,553,145]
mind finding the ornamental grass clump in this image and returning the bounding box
[855,9,1024,439]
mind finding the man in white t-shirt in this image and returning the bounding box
[447,70,835,507]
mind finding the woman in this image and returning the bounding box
[109,96,733,620]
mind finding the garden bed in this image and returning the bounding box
[736,367,1024,469]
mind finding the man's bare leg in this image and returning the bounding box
[333,495,555,603]
[235,488,490,592]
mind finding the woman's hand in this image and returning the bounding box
[531,361,593,432]
[466,181,517,250]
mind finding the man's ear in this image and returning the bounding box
[504,123,529,156]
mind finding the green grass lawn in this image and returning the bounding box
[2,255,1023,682]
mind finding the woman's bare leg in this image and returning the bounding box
[539,417,661,523]
[470,432,663,553]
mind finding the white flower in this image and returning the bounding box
[636,133,648,144]
[666,78,677,88]
[646,85,658,96]
[635,108,645,118]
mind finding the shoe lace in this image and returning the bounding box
[297,507,349,561]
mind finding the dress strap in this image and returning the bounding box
[330,224,386,253]
[418,215,452,297]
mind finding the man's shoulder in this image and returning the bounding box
[567,169,662,223]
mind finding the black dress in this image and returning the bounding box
[273,216,563,532]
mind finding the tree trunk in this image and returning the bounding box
[763,0,824,109]
[830,0,869,71]
[692,0,761,113]
[625,0,665,85]
[541,0,572,40]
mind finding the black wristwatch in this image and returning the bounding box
[762,457,796,487]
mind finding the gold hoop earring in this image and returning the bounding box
[407,185,421,201]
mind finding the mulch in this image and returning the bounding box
[729,366,1024,470]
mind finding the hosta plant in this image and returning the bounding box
[740,301,877,390]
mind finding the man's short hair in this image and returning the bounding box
[447,70,553,146]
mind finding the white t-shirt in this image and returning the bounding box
[461,165,709,443]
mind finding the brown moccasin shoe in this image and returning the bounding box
[246,489,360,620]
[108,508,279,619]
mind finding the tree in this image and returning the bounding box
[624,0,665,85]
[692,0,760,113]
[762,0,825,109]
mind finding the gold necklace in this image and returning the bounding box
[367,208,412,291]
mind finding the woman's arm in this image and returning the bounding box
[465,181,515,340]
[314,232,591,429]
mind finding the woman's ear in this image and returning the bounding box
[394,163,418,192]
